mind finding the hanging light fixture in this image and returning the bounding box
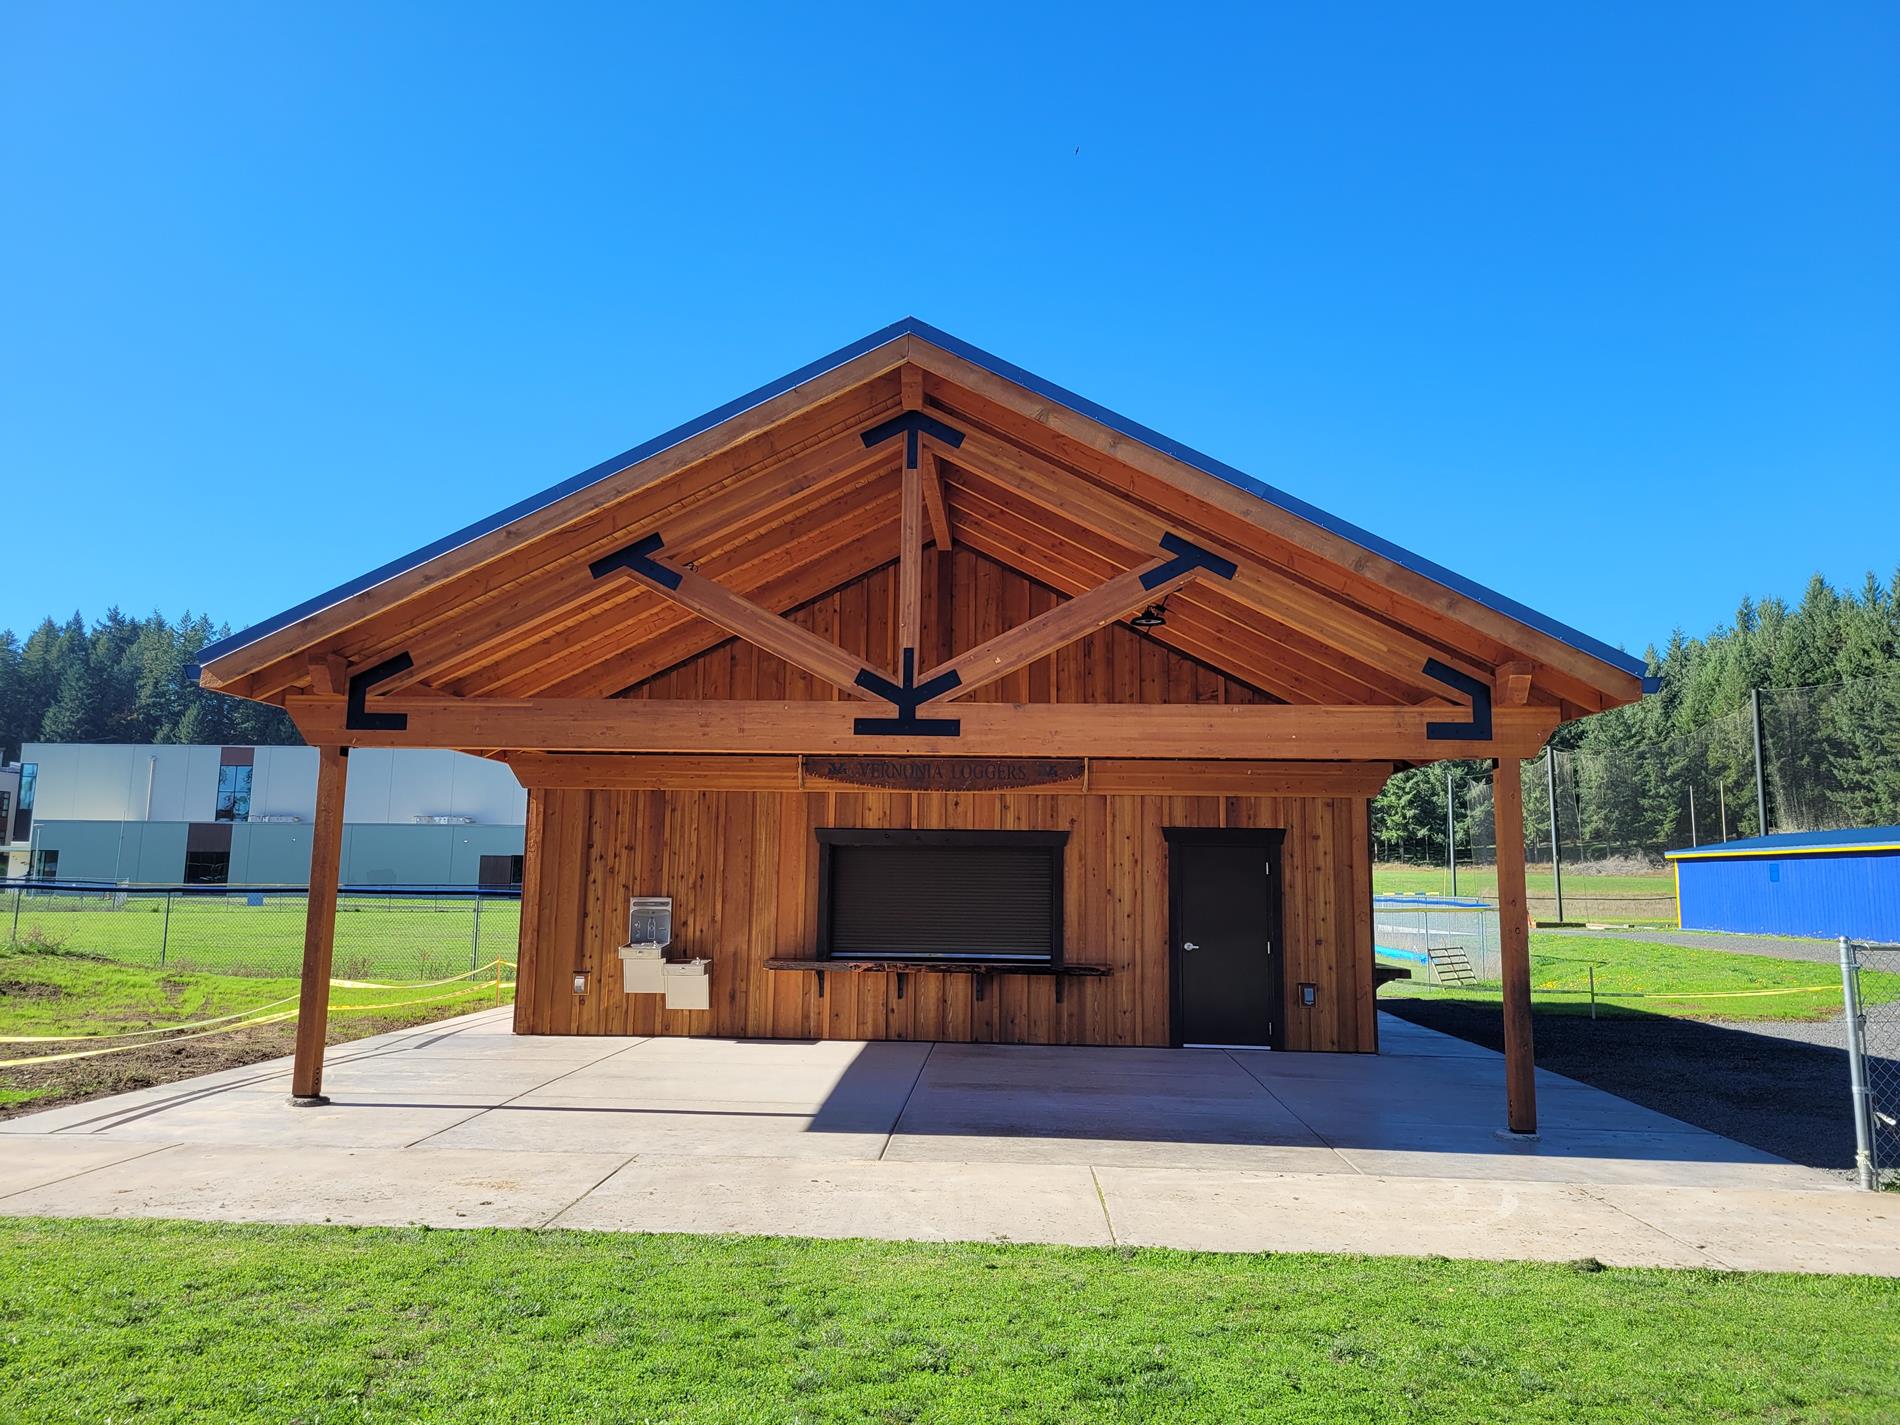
[1131,602,1168,630]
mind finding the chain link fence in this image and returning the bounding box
[2,878,521,981]
[1373,896,1500,985]
[1842,938,1900,1191]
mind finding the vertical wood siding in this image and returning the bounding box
[513,788,1376,1051]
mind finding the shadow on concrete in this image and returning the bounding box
[1378,998,1889,1172]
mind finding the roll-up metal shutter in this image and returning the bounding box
[822,833,1063,962]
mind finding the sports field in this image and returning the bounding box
[1373,863,1676,923]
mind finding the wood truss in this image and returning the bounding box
[198,327,1645,769]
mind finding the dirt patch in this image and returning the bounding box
[0,1003,500,1121]
[0,980,65,1001]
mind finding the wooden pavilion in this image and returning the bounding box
[193,319,1650,1133]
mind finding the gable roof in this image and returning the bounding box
[191,319,1651,722]
[196,317,1645,682]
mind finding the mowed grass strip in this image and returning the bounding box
[0,944,512,1115]
[1380,933,1900,1022]
[0,1220,1893,1424]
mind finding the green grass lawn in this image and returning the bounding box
[1380,931,1900,1022]
[0,889,520,979]
[0,1220,1892,1424]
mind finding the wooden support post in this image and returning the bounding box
[289,744,349,1105]
[1493,756,1537,1134]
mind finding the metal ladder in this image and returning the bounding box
[1426,943,1477,985]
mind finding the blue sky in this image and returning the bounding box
[2,3,1894,657]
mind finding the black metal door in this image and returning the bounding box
[1167,830,1283,1048]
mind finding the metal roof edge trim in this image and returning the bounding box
[1666,842,1900,861]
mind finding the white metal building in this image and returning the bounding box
[14,743,527,887]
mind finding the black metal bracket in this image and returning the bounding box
[1423,658,1494,742]
[861,411,966,471]
[1141,532,1239,591]
[854,647,961,737]
[815,969,825,999]
[589,532,681,591]
[345,653,414,731]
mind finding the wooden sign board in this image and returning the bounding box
[800,755,1086,792]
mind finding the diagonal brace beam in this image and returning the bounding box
[592,534,885,701]
[920,532,1237,707]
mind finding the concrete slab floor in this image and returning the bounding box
[1,1007,1889,1274]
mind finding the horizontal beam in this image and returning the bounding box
[291,696,1558,761]
[506,753,803,790]
[1085,759,1392,797]
[505,752,1392,797]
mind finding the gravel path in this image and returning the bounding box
[1378,997,1881,1181]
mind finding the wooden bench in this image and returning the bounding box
[764,958,1110,1003]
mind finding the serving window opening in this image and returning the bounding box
[816,829,1066,965]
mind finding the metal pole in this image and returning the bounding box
[1446,769,1457,897]
[1840,936,1877,1191]
[9,883,20,945]
[160,890,172,968]
[1588,964,1596,1021]
[1750,688,1770,835]
[1719,781,1728,843]
[1545,749,1564,923]
[472,893,482,971]
[1688,786,1698,848]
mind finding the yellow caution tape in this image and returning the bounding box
[0,965,516,1062]
[331,959,515,990]
[0,961,517,1044]
[1530,982,1839,1000]
[0,979,516,1068]
[325,984,515,1014]
[0,993,304,1044]
[0,1011,301,1067]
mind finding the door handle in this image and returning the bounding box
[1182,941,1200,952]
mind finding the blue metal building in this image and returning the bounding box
[1665,826,1900,942]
